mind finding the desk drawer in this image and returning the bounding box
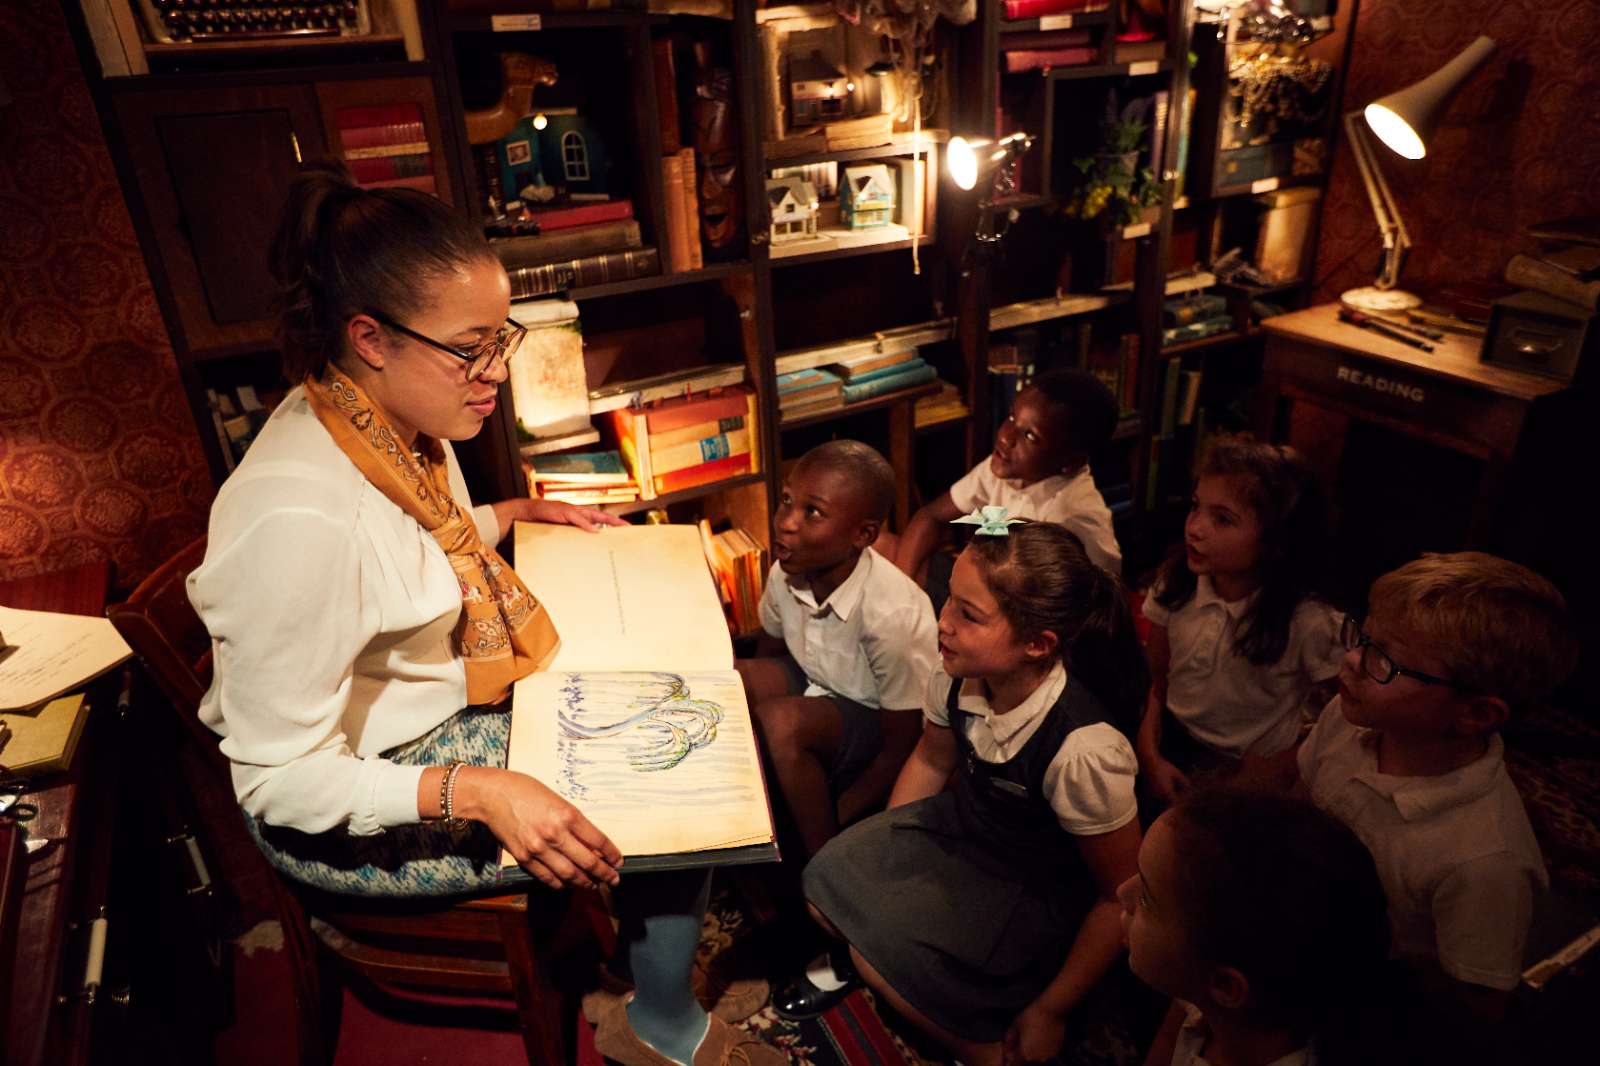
[1267,339,1526,455]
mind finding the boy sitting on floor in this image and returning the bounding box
[886,370,1123,600]
[737,440,939,860]
[1299,551,1578,1022]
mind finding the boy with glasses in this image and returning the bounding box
[1296,552,1578,1021]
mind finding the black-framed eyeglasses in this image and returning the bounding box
[369,311,526,382]
[1339,616,1473,691]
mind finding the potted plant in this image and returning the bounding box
[1063,96,1165,229]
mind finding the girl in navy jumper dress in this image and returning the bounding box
[799,519,1148,1066]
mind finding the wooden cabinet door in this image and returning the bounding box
[114,85,328,357]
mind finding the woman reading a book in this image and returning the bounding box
[187,161,777,1066]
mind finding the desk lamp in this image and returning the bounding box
[948,133,1035,243]
[1342,35,1497,314]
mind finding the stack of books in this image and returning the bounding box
[528,449,639,506]
[697,520,766,636]
[832,348,938,405]
[914,380,970,429]
[335,104,435,194]
[776,367,844,418]
[605,386,760,500]
[1161,292,1233,346]
[493,200,661,299]
[778,345,940,419]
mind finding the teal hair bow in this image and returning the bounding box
[952,506,1023,537]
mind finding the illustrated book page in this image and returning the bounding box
[507,524,774,869]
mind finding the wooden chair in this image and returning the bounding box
[108,536,607,1066]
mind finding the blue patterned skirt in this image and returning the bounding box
[245,706,527,898]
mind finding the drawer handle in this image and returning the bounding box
[1510,328,1562,357]
[57,907,109,1006]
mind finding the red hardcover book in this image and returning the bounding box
[643,387,753,435]
[1004,48,1096,72]
[653,452,752,496]
[654,36,682,155]
[999,30,1091,49]
[1003,0,1091,19]
[340,121,427,150]
[529,200,636,233]
[336,103,424,129]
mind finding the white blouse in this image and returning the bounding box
[187,387,502,836]
[923,662,1138,835]
[948,456,1123,577]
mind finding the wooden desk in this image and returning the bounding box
[1258,304,1572,550]
[0,562,121,1066]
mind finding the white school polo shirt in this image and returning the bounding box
[923,663,1138,835]
[1170,1002,1318,1066]
[189,387,503,837]
[948,456,1123,576]
[1142,577,1344,758]
[758,547,938,710]
[1298,704,1547,991]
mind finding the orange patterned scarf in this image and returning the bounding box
[303,367,559,705]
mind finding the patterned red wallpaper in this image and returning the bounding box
[0,1,212,591]
[1314,0,1600,301]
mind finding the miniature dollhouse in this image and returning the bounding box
[766,176,820,243]
[788,50,850,128]
[841,163,895,229]
[535,108,610,196]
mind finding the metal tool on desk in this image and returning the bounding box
[1339,307,1436,352]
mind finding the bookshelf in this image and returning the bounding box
[941,0,1356,573]
[72,0,1354,583]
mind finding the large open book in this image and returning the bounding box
[508,523,777,873]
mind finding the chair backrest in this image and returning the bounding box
[106,535,225,775]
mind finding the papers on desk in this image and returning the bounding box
[0,605,132,713]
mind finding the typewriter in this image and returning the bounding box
[134,0,373,43]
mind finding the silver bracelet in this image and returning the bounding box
[442,761,467,825]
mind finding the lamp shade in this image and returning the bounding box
[1363,35,1496,159]
[948,132,1034,192]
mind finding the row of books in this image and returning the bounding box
[661,148,705,273]
[1084,334,1142,415]
[775,346,938,419]
[335,104,436,195]
[698,520,766,635]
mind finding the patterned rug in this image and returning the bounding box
[678,877,1153,1066]
[1505,704,1600,895]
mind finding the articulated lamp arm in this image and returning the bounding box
[1344,110,1411,290]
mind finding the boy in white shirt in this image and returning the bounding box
[738,440,939,858]
[888,370,1123,610]
[1298,552,1578,1023]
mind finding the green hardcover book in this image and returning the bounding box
[528,450,632,486]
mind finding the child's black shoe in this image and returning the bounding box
[772,944,860,1021]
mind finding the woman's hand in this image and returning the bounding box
[523,498,629,533]
[1003,1001,1068,1066]
[1142,754,1190,805]
[456,766,623,890]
